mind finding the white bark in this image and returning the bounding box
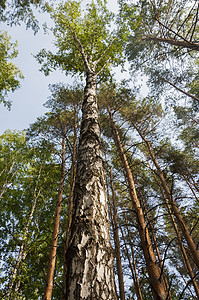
[64,72,116,299]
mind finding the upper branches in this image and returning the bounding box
[36,0,127,80]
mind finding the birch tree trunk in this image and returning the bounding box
[64,73,116,299]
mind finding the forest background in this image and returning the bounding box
[0,0,199,299]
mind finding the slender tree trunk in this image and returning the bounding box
[44,129,66,300]
[108,166,125,300]
[120,207,143,300]
[180,172,199,204]
[64,73,116,299]
[62,105,77,299]
[13,250,28,299]
[0,162,17,200]
[6,243,26,298]
[131,120,199,269]
[107,106,170,300]
[139,190,171,298]
[188,173,199,193]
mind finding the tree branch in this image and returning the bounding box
[161,77,199,103]
[94,36,117,67]
[155,17,194,45]
[67,25,92,72]
[144,35,199,51]
[96,57,111,76]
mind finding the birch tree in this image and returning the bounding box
[37,1,126,299]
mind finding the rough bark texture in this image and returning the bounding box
[44,132,66,300]
[64,73,116,300]
[108,106,170,300]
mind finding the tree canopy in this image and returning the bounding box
[0,31,23,108]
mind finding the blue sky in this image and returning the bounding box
[0,10,74,134]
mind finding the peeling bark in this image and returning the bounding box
[64,73,116,300]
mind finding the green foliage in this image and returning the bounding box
[0,130,66,298]
[36,0,126,79]
[0,31,23,109]
[0,0,48,32]
[120,0,199,109]
[0,0,6,10]
[174,106,199,150]
[1,0,199,298]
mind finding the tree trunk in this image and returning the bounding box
[108,166,125,300]
[180,171,199,204]
[107,106,170,300]
[120,206,143,300]
[64,73,116,300]
[44,129,66,300]
[0,162,17,200]
[188,173,199,193]
[62,105,77,299]
[149,165,199,298]
[139,190,171,298]
[13,250,28,299]
[131,120,199,269]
